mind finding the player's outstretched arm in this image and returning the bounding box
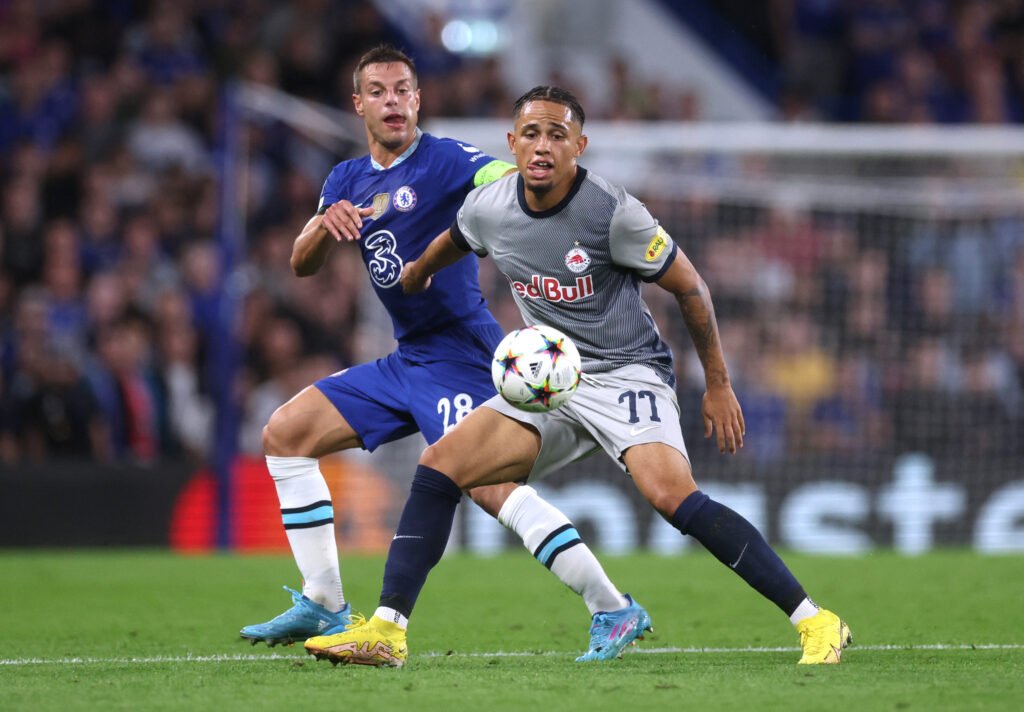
[400,229,470,294]
[656,252,745,453]
[290,201,374,276]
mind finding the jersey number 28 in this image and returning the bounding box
[438,393,474,433]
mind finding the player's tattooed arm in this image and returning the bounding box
[291,201,374,276]
[657,253,745,453]
[400,229,469,294]
[678,281,727,384]
[658,253,728,384]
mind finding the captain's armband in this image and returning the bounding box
[473,160,516,187]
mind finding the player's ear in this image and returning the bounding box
[352,93,364,117]
[575,133,588,157]
[507,131,516,154]
[412,87,421,112]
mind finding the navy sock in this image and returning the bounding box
[378,465,463,619]
[672,490,807,616]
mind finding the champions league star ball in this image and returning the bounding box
[491,325,582,412]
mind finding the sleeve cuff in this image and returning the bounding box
[449,219,473,252]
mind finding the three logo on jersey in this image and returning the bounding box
[357,187,416,288]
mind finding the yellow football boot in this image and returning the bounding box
[304,614,408,668]
[796,608,852,664]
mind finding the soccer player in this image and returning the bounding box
[304,86,852,668]
[241,48,648,662]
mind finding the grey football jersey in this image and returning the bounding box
[452,168,677,384]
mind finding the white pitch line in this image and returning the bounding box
[1,643,1022,667]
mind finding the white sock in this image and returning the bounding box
[498,485,626,615]
[266,455,345,612]
[374,606,409,629]
[789,597,820,626]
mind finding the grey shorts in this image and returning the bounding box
[482,363,689,481]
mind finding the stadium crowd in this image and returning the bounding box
[732,0,1024,122]
[0,0,1022,464]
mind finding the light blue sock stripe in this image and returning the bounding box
[536,528,581,566]
[281,505,334,526]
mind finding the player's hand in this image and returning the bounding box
[702,383,745,454]
[321,200,374,242]
[400,261,432,294]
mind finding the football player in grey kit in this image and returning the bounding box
[304,86,851,667]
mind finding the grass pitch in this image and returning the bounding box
[1,550,1022,711]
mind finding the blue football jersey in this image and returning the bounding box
[318,131,510,342]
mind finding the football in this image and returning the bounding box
[491,325,582,412]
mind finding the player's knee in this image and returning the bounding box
[647,485,698,520]
[467,482,519,516]
[419,441,444,470]
[419,442,462,484]
[262,408,300,457]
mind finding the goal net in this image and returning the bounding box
[230,85,1024,554]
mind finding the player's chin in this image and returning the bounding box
[523,177,554,195]
[377,124,412,144]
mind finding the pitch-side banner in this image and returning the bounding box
[450,452,1024,555]
[2,453,1021,553]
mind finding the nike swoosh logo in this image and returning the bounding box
[392,535,423,541]
[629,425,658,436]
[728,543,748,569]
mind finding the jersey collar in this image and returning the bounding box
[370,128,423,171]
[517,167,588,218]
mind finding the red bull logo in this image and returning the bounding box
[510,274,594,302]
[564,247,592,273]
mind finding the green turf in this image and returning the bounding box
[1,550,1022,711]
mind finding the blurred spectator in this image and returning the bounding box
[40,219,88,352]
[2,176,45,285]
[118,212,180,312]
[890,336,961,455]
[18,346,108,461]
[179,240,220,341]
[763,312,837,451]
[78,190,123,274]
[87,313,168,464]
[810,352,886,455]
[156,303,213,460]
[127,88,209,176]
[239,314,336,455]
[123,1,208,87]
[719,319,789,463]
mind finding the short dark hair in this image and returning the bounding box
[353,44,417,93]
[512,86,585,127]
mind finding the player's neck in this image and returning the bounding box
[367,131,419,169]
[523,167,578,212]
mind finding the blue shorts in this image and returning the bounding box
[314,320,505,451]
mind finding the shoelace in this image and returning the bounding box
[344,612,369,631]
[590,613,613,634]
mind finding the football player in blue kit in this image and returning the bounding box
[240,46,647,662]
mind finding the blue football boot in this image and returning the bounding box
[576,594,653,662]
[240,586,351,647]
